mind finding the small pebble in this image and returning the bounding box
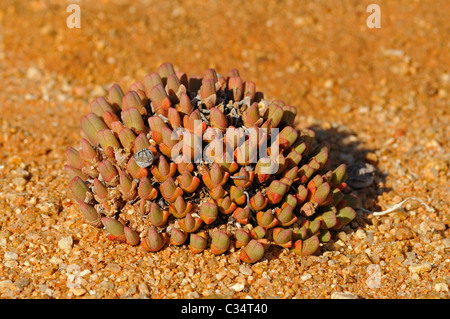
[395,226,415,240]
[331,292,361,299]
[365,231,375,243]
[443,238,450,248]
[300,274,312,281]
[239,265,252,276]
[355,229,366,240]
[58,236,73,252]
[26,66,42,79]
[90,85,106,97]
[216,272,226,280]
[14,278,30,291]
[409,262,432,274]
[427,220,446,231]
[337,232,347,242]
[434,283,448,292]
[4,251,18,261]
[405,252,416,261]
[229,283,245,292]
[70,288,87,296]
[80,269,92,277]
[0,280,13,291]
[105,263,122,273]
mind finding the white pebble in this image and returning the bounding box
[355,229,366,239]
[230,283,245,292]
[442,238,450,248]
[26,66,42,80]
[409,262,432,274]
[434,283,448,292]
[4,251,18,261]
[0,280,13,291]
[58,236,73,252]
[300,274,312,281]
[215,272,226,280]
[66,264,81,274]
[80,269,92,277]
[239,265,252,276]
[70,288,86,296]
[331,291,361,299]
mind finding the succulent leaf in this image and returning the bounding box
[256,210,278,229]
[233,207,251,224]
[141,226,167,252]
[160,177,183,203]
[266,180,288,205]
[77,201,102,227]
[178,213,202,233]
[249,191,268,211]
[216,196,237,215]
[170,228,188,246]
[235,229,251,248]
[169,196,192,218]
[189,231,208,253]
[70,176,90,202]
[124,227,140,246]
[149,202,170,228]
[230,185,246,205]
[250,225,266,239]
[273,228,293,248]
[334,207,356,228]
[138,176,158,200]
[122,107,146,134]
[240,239,266,263]
[199,201,218,224]
[150,84,171,116]
[101,217,125,237]
[81,112,108,145]
[65,147,83,170]
[292,235,320,256]
[108,83,124,112]
[275,206,297,227]
[210,230,230,255]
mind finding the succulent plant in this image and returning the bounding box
[65,62,359,263]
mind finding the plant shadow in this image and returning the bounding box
[308,124,391,251]
[309,124,390,210]
[264,124,391,261]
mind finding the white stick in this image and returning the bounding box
[356,197,435,216]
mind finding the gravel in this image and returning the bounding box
[0,0,448,299]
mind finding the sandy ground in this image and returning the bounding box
[0,0,448,299]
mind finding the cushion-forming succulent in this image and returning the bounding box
[65,62,359,263]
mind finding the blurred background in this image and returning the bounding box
[2,0,449,117]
